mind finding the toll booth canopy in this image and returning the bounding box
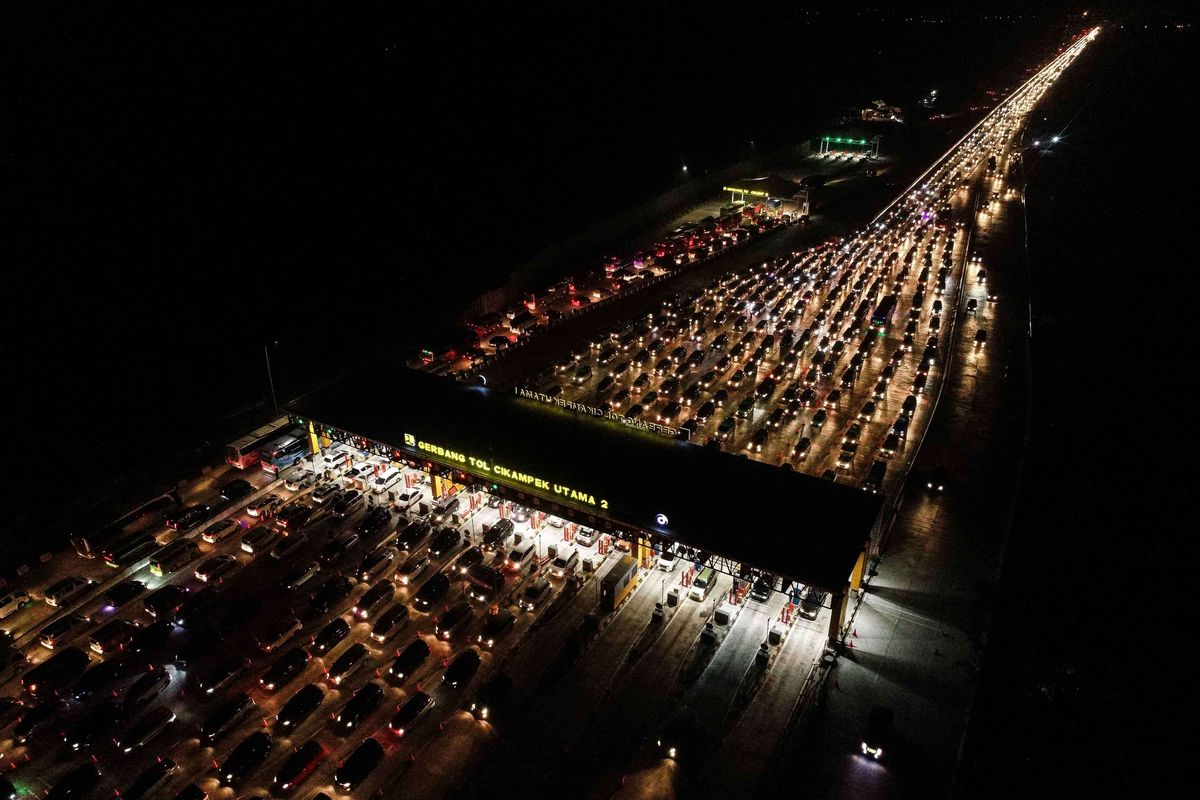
[287,368,881,592]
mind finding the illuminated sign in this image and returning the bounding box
[722,186,770,198]
[656,513,669,526]
[514,387,687,440]
[407,434,609,511]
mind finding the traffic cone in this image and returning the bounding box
[852,628,859,638]
[845,639,855,649]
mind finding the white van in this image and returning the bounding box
[550,546,579,579]
[658,544,678,572]
[372,467,402,495]
[505,539,537,571]
[318,446,354,478]
[688,567,716,602]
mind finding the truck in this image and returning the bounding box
[599,555,637,612]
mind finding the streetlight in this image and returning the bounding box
[1051,135,1061,143]
[264,341,279,410]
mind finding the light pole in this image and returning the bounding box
[264,341,279,410]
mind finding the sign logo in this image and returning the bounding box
[403,433,416,447]
[655,513,669,527]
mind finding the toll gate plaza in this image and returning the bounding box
[286,367,882,645]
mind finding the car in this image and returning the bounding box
[334,681,384,732]
[277,503,315,532]
[799,586,827,619]
[307,575,354,616]
[241,525,279,555]
[902,394,918,416]
[716,417,736,439]
[428,527,461,557]
[197,655,251,695]
[750,575,774,602]
[220,478,255,502]
[357,506,392,538]
[334,737,385,791]
[201,518,241,545]
[575,527,598,547]
[70,654,137,702]
[259,617,303,653]
[121,663,171,707]
[793,437,812,460]
[442,647,481,689]
[13,697,66,742]
[355,547,397,583]
[0,589,31,620]
[195,554,238,583]
[478,608,515,649]
[330,490,365,518]
[276,683,325,730]
[39,613,90,649]
[511,506,531,524]
[271,531,310,560]
[44,763,102,800]
[219,730,273,785]
[260,647,311,692]
[277,562,321,593]
[396,554,429,585]
[387,638,431,682]
[43,576,92,607]
[63,699,125,751]
[310,617,350,655]
[394,487,423,512]
[843,423,862,444]
[141,584,188,621]
[274,739,326,793]
[247,494,283,518]
[326,642,369,686]
[173,625,223,667]
[434,600,474,641]
[117,705,177,753]
[89,618,138,655]
[127,618,174,657]
[284,470,315,492]
[925,467,948,492]
[312,483,342,505]
[353,580,395,620]
[396,518,433,551]
[201,692,256,743]
[861,705,894,760]
[164,504,211,531]
[318,531,359,564]
[453,546,485,575]
[370,603,411,644]
[388,691,435,737]
[974,329,988,348]
[122,757,178,800]
[469,672,513,722]
[746,428,769,453]
[412,572,451,612]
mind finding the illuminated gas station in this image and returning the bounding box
[287,368,882,645]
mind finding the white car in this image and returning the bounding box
[394,488,422,512]
[575,528,598,547]
[285,471,315,492]
[658,545,678,572]
[247,494,283,518]
[0,589,32,620]
[545,516,566,529]
[372,468,402,495]
[202,518,241,544]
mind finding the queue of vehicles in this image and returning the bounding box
[2,453,597,799]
